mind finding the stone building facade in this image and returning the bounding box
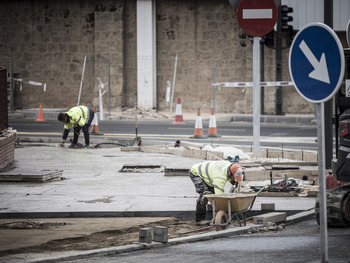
[1,0,345,115]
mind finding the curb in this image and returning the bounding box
[24,209,315,263]
[8,111,316,125]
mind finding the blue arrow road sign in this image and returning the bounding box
[289,23,344,103]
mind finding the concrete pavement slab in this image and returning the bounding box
[0,146,316,218]
[0,144,319,262]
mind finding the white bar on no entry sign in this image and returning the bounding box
[243,9,272,19]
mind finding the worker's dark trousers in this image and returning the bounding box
[73,108,94,146]
[189,172,214,222]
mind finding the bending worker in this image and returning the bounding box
[189,160,244,225]
[57,105,94,149]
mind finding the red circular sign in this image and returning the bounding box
[236,0,277,37]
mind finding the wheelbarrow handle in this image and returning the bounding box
[248,185,269,210]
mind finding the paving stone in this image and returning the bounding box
[261,203,275,211]
[153,226,168,243]
[139,228,152,244]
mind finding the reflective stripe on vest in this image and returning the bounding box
[198,162,212,185]
[76,106,86,124]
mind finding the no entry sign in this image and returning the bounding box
[236,0,277,37]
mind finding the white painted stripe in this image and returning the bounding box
[213,81,294,87]
[195,116,203,129]
[243,9,273,19]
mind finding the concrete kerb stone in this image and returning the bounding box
[8,109,316,125]
[24,210,315,263]
[285,209,315,225]
[253,212,287,224]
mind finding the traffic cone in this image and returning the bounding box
[191,109,206,139]
[90,107,104,135]
[35,104,46,122]
[208,107,221,137]
[172,98,185,124]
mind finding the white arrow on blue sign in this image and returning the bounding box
[289,23,345,103]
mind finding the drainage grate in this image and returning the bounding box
[120,164,164,173]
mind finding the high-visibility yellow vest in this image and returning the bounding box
[64,106,89,129]
[190,161,231,194]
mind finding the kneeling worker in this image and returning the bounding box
[57,105,94,149]
[189,160,244,225]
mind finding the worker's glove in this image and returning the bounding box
[200,191,212,206]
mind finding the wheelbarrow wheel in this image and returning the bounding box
[215,210,229,231]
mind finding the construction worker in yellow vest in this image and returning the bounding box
[57,105,94,149]
[189,160,244,225]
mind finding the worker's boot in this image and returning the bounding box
[195,220,211,226]
[68,143,78,149]
[200,191,212,206]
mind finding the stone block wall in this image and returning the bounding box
[0,0,135,111]
[94,6,124,108]
[0,0,326,114]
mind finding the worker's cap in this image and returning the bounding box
[229,164,244,182]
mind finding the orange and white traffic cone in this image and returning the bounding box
[172,98,185,124]
[208,107,220,137]
[90,107,104,135]
[191,109,206,139]
[35,104,46,122]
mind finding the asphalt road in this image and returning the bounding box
[62,219,350,263]
[8,119,318,150]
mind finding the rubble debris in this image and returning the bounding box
[247,222,286,234]
[0,220,66,229]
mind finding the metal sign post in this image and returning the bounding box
[316,102,328,262]
[289,22,345,263]
[236,0,277,157]
[253,37,261,157]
